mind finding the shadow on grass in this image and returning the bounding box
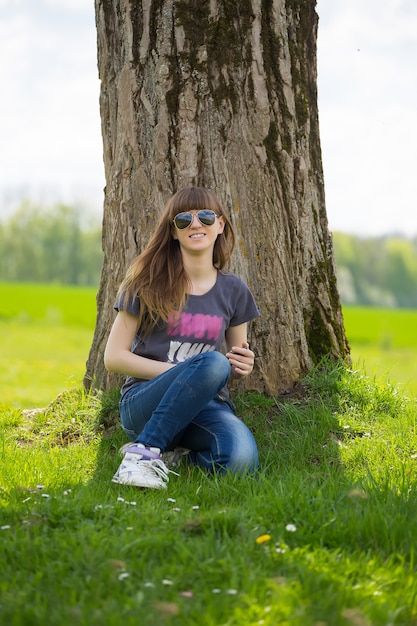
[86,361,417,622]
[2,360,417,623]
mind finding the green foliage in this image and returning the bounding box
[3,202,417,312]
[333,232,417,308]
[0,202,102,286]
[1,361,417,624]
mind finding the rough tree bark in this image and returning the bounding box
[85,0,349,396]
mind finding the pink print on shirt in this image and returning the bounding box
[166,312,223,363]
[167,312,223,341]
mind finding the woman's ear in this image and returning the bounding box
[217,216,225,235]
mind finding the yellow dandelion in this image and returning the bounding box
[256,534,271,544]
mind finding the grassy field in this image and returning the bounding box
[343,306,417,398]
[0,282,97,408]
[1,283,417,624]
[1,360,417,624]
[1,281,417,408]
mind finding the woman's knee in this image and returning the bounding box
[195,351,230,382]
[208,422,259,475]
[228,443,259,475]
[225,417,259,474]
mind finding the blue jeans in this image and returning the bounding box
[119,351,259,475]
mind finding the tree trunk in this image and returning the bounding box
[85,0,349,396]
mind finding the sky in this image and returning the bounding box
[316,0,417,236]
[0,0,103,214]
[1,0,416,236]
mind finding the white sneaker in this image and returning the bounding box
[112,443,178,490]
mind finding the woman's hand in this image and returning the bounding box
[226,341,255,378]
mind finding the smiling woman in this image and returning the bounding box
[171,204,225,273]
[103,187,260,489]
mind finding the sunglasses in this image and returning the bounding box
[173,209,218,230]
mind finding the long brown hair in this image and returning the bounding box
[117,187,236,332]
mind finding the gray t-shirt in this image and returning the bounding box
[115,270,259,393]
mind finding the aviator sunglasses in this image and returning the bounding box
[173,209,219,230]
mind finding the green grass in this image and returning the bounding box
[343,306,417,398]
[0,282,97,409]
[0,281,97,327]
[343,307,417,348]
[0,322,93,407]
[1,363,417,625]
[1,284,417,623]
[1,282,417,410]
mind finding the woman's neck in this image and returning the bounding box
[183,256,218,295]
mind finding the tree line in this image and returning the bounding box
[333,232,417,308]
[0,203,102,286]
[1,203,417,308]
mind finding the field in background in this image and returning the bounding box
[343,306,417,398]
[0,283,97,408]
[1,282,417,408]
[1,282,97,327]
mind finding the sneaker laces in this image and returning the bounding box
[139,458,176,482]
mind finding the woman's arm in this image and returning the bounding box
[104,310,175,380]
[225,323,255,379]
